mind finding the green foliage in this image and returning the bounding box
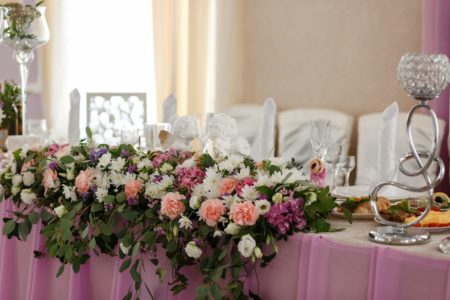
[0,81,20,128]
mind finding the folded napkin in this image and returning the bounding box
[163,94,177,123]
[68,89,80,145]
[252,97,277,161]
[377,102,399,183]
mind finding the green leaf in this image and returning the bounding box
[116,192,126,203]
[56,264,65,277]
[315,218,331,233]
[91,203,103,213]
[343,208,353,224]
[41,209,52,222]
[62,229,72,242]
[101,223,112,236]
[3,219,16,235]
[269,165,282,175]
[210,282,221,299]
[119,258,132,272]
[156,267,166,283]
[171,284,187,295]
[142,230,156,245]
[89,238,97,249]
[64,247,73,261]
[28,212,39,224]
[81,226,89,239]
[196,285,209,299]
[59,218,72,231]
[72,261,80,273]
[18,220,31,241]
[60,156,75,164]
[199,154,215,168]
[103,195,115,204]
[166,240,177,253]
[131,241,140,257]
[86,127,93,139]
[73,202,83,212]
[256,186,273,198]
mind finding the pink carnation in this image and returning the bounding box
[43,168,57,190]
[175,167,205,192]
[219,178,237,195]
[45,143,69,157]
[199,199,226,226]
[230,202,259,226]
[75,169,95,194]
[125,179,142,200]
[160,192,186,220]
[236,177,256,197]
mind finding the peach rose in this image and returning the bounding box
[160,192,186,220]
[199,199,226,226]
[309,158,325,174]
[125,179,142,199]
[230,202,259,226]
[75,169,95,194]
[43,168,57,190]
[219,178,237,195]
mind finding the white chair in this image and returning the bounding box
[278,109,353,165]
[162,94,177,123]
[356,112,446,186]
[68,89,80,145]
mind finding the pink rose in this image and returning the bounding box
[199,199,226,226]
[125,179,142,200]
[160,192,186,220]
[219,178,237,195]
[75,169,95,194]
[54,144,71,159]
[43,168,57,190]
[230,202,259,226]
[21,159,36,173]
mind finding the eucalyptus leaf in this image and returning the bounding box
[3,219,16,235]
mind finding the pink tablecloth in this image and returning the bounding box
[1,198,450,300]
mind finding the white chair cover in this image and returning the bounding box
[253,98,277,160]
[356,112,446,187]
[278,108,353,164]
[68,89,80,145]
[162,94,177,123]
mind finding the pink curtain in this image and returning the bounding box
[422,0,450,193]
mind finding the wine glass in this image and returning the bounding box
[325,143,343,191]
[121,128,139,146]
[149,123,171,151]
[338,155,355,187]
[310,119,331,161]
[0,4,50,135]
[196,113,214,153]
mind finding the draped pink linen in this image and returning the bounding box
[1,197,450,300]
[422,0,450,193]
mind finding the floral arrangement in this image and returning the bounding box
[0,1,44,40]
[0,81,20,129]
[0,132,338,299]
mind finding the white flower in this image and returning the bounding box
[207,113,238,140]
[120,242,130,255]
[202,168,222,198]
[20,145,30,159]
[12,174,22,186]
[22,172,35,186]
[111,157,126,173]
[224,222,240,235]
[241,185,258,201]
[63,185,77,202]
[122,173,137,185]
[178,215,193,229]
[269,157,286,167]
[228,154,244,168]
[179,157,196,169]
[255,200,271,214]
[110,172,124,187]
[98,152,112,168]
[54,205,67,218]
[96,187,108,203]
[160,163,173,173]
[235,167,251,180]
[213,230,224,238]
[306,192,318,205]
[218,159,235,172]
[95,171,110,189]
[137,158,152,170]
[272,193,283,204]
[223,195,240,209]
[66,163,75,181]
[11,185,21,195]
[237,234,256,258]
[20,189,36,204]
[185,241,202,259]
[254,246,263,259]
[172,115,198,139]
[131,156,140,164]
[0,107,6,125]
[189,195,201,209]
[256,174,273,187]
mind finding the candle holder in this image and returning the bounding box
[369,53,448,245]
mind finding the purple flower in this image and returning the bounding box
[175,167,205,192]
[48,161,58,170]
[120,149,129,158]
[89,147,108,163]
[152,175,163,183]
[265,198,306,235]
[127,164,137,173]
[127,197,138,206]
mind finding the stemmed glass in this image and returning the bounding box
[310,119,331,161]
[196,113,214,153]
[338,155,355,187]
[0,4,50,135]
[325,143,343,191]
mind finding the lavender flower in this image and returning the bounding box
[120,149,129,158]
[127,164,137,174]
[265,198,306,235]
[48,161,58,170]
[89,148,108,163]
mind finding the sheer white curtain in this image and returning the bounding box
[43,0,157,141]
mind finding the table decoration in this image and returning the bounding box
[369,53,448,245]
[0,129,338,299]
[0,81,21,141]
[0,1,49,135]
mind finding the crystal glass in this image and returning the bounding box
[310,119,331,160]
[325,143,343,191]
[121,127,139,146]
[150,123,171,151]
[196,113,214,153]
[338,155,355,187]
[397,53,450,100]
[0,5,50,135]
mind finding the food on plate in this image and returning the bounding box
[338,196,390,214]
[405,210,450,227]
[433,192,450,208]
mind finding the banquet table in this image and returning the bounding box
[1,198,450,300]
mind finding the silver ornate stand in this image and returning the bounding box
[369,53,448,245]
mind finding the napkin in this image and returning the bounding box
[163,94,177,123]
[68,89,80,145]
[253,97,277,160]
[377,102,399,183]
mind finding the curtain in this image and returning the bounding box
[152,0,243,121]
[422,0,450,192]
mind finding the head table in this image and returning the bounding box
[0,198,449,300]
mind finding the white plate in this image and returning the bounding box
[373,218,450,233]
[331,208,374,220]
[332,185,427,200]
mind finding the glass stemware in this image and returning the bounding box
[338,155,355,187]
[310,119,331,161]
[121,127,139,146]
[325,143,343,191]
[196,113,214,153]
[0,4,50,135]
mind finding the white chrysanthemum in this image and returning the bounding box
[284,169,307,183]
[159,175,174,189]
[110,157,126,173]
[223,194,240,209]
[179,157,196,169]
[224,222,240,235]
[121,173,137,185]
[110,172,124,187]
[160,163,174,173]
[218,159,235,172]
[178,215,193,229]
[228,154,244,168]
[241,185,258,201]
[207,113,238,140]
[256,173,273,187]
[20,189,36,205]
[192,184,204,197]
[237,234,256,258]
[270,171,286,185]
[185,241,202,259]
[63,185,77,202]
[96,187,108,203]
[22,172,35,186]
[54,205,67,218]
[172,115,198,139]
[255,200,271,214]
[12,174,22,186]
[269,157,286,167]
[137,158,152,170]
[235,167,250,180]
[189,195,201,209]
[213,230,224,238]
[138,172,149,181]
[95,171,110,189]
[98,152,112,168]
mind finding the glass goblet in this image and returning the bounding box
[310,119,331,161]
[325,143,343,191]
[338,155,356,187]
[196,113,214,153]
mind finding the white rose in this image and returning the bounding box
[160,163,174,173]
[54,205,67,218]
[255,200,271,215]
[22,172,35,186]
[185,241,202,259]
[238,234,256,258]
[189,195,201,209]
[120,242,131,255]
[11,185,21,195]
[272,192,283,204]
[20,189,36,204]
[254,246,263,259]
[12,174,22,186]
[224,222,240,235]
[306,192,317,205]
[132,156,140,164]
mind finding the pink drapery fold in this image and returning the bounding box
[422,0,450,193]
